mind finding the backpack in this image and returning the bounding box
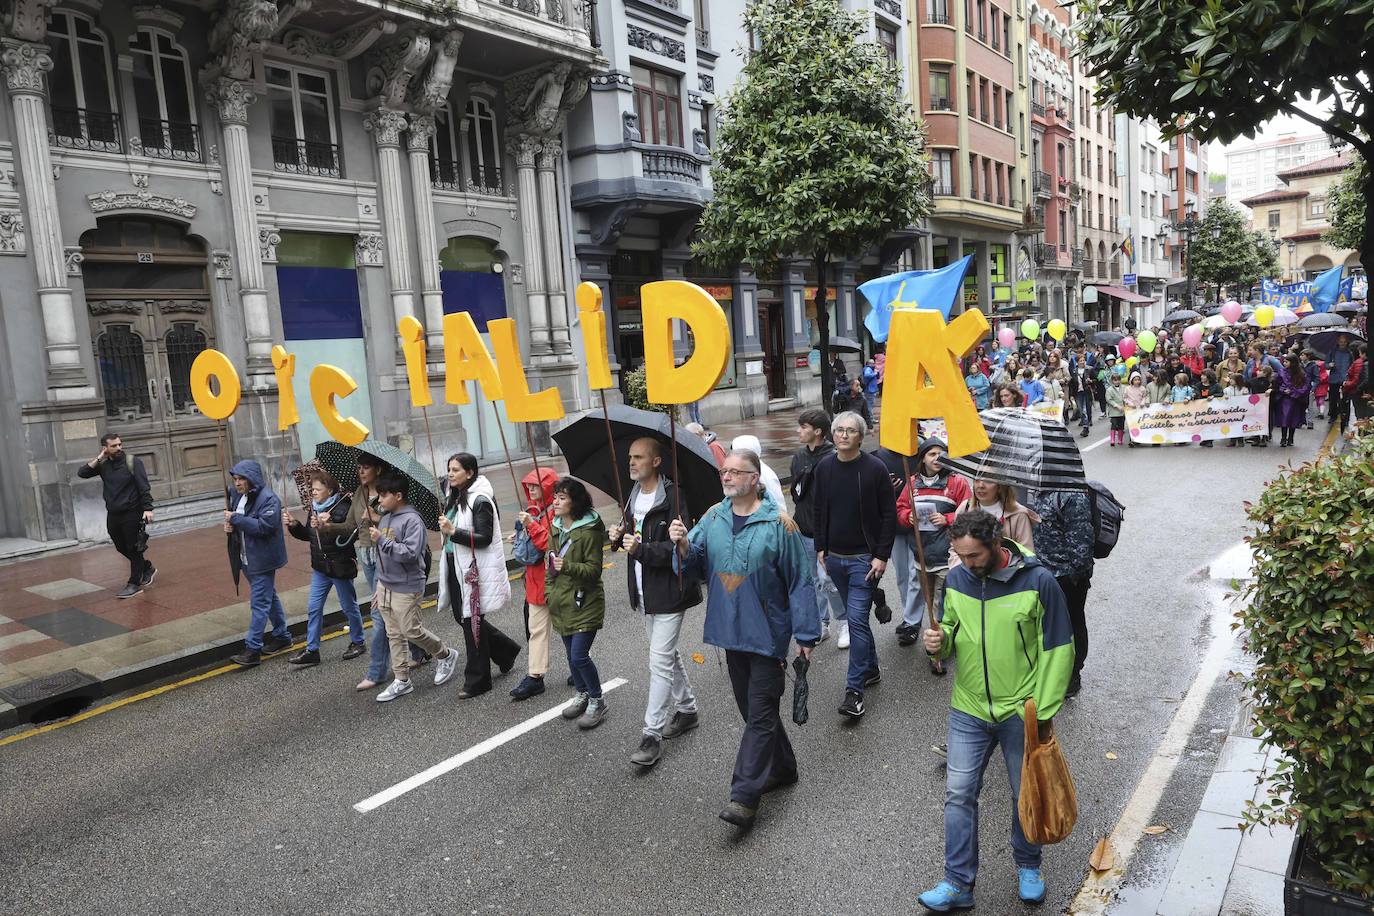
[1085,480,1124,560]
[512,518,545,566]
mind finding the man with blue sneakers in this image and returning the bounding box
[918,509,1073,911]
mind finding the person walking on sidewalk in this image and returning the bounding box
[1027,487,1094,698]
[790,409,845,643]
[283,468,366,666]
[813,411,897,721]
[78,433,155,599]
[369,473,461,702]
[509,467,558,701]
[438,453,519,699]
[670,449,818,829]
[548,477,610,730]
[227,460,294,667]
[609,437,704,768]
[917,510,1073,911]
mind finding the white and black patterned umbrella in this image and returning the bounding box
[940,407,1087,492]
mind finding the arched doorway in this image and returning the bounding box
[83,216,222,501]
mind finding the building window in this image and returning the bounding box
[1056,143,1065,177]
[989,8,1000,49]
[1018,113,1025,151]
[928,66,951,109]
[1170,168,1178,191]
[1058,210,1067,250]
[876,22,898,63]
[969,153,978,199]
[130,30,198,161]
[983,158,992,202]
[1309,197,1326,218]
[1002,12,1010,55]
[974,0,986,39]
[995,163,1005,205]
[47,12,120,152]
[926,0,950,23]
[463,96,503,194]
[430,104,462,190]
[932,149,955,194]
[979,77,989,122]
[267,64,341,177]
[1268,210,1281,229]
[632,64,683,147]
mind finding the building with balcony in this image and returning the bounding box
[0,0,600,545]
[912,0,1032,332]
[1110,116,1175,328]
[1072,58,1135,330]
[1025,1,1078,323]
[1242,152,1361,283]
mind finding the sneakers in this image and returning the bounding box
[116,583,143,599]
[341,641,366,660]
[1018,868,1047,903]
[630,735,663,767]
[931,742,948,758]
[376,678,414,702]
[141,564,157,587]
[510,675,546,701]
[562,692,590,719]
[864,668,881,688]
[1066,676,1083,698]
[662,710,700,739]
[896,623,918,647]
[818,622,831,643]
[836,622,851,649]
[288,648,321,667]
[262,634,293,654]
[839,689,865,719]
[577,696,607,730]
[229,649,261,667]
[719,800,757,828]
[917,880,974,912]
[433,647,459,686]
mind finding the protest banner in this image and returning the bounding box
[1029,400,1066,424]
[1126,393,1269,444]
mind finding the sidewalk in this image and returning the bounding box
[0,409,809,729]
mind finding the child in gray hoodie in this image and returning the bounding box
[368,472,459,702]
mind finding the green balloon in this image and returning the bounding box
[1021,319,1041,340]
[1138,330,1158,353]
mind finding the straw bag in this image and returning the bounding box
[1018,697,1078,845]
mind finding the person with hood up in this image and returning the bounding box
[509,466,558,701]
[1105,372,1127,447]
[438,453,519,698]
[730,434,785,508]
[686,422,728,468]
[790,409,845,643]
[918,510,1072,911]
[227,459,295,667]
[283,468,366,666]
[965,362,992,411]
[670,449,819,829]
[1123,372,1149,448]
[894,439,971,676]
[861,358,880,421]
[548,477,610,730]
[609,437,704,768]
[370,472,461,702]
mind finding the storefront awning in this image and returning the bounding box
[1091,284,1154,305]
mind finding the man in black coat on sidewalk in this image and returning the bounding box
[77,432,155,598]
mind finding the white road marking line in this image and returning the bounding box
[1081,435,1111,453]
[353,677,629,814]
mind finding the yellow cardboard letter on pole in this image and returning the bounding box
[190,348,241,421]
[442,311,504,405]
[310,364,369,446]
[397,315,434,408]
[575,281,613,391]
[640,280,729,404]
[488,317,565,422]
[879,308,990,458]
[270,345,299,430]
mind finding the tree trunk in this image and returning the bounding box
[1361,146,1374,300]
[815,252,832,412]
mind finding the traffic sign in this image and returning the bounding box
[1123,273,1137,286]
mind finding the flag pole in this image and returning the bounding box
[669,407,683,589]
[901,454,938,635]
[600,390,630,531]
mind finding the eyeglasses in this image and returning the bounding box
[833,427,862,437]
[720,468,758,479]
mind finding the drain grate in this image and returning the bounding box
[0,668,104,725]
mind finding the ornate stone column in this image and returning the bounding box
[1,39,90,395]
[510,134,549,356]
[536,137,573,357]
[405,114,444,352]
[206,77,274,375]
[364,107,416,336]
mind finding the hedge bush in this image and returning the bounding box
[623,367,677,420]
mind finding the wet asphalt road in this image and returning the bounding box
[0,424,1323,916]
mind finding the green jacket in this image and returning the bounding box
[547,511,606,636]
[937,540,1073,723]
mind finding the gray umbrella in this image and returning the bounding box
[1093,330,1125,347]
[1296,313,1350,330]
[1164,308,1202,322]
[940,407,1088,492]
[827,336,864,353]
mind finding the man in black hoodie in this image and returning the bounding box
[77,433,155,599]
[790,409,844,642]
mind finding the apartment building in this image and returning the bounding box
[1225,133,1336,203]
[1025,0,1078,323]
[1242,152,1361,282]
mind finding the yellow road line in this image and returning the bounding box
[1317,422,1341,462]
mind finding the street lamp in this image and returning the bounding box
[1166,200,1203,308]
[1286,240,1296,283]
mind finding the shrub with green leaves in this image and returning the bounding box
[1239,424,1374,895]
[623,367,676,419]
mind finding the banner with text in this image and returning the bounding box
[1260,277,1356,311]
[1127,393,1269,444]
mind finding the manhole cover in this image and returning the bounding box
[0,668,104,723]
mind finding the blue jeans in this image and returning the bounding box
[363,550,423,682]
[688,400,702,425]
[902,562,947,629]
[825,553,877,693]
[244,571,288,650]
[891,532,913,612]
[799,535,844,625]
[563,631,602,699]
[944,708,1041,888]
[1075,390,1093,429]
[305,568,364,652]
[864,390,877,420]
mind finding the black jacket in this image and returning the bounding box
[813,451,897,562]
[287,493,358,579]
[789,441,834,537]
[77,454,153,514]
[612,477,703,616]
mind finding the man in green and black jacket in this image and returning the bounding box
[917,509,1072,912]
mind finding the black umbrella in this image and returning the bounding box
[1093,330,1125,347]
[940,407,1087,492]
[1334,301,1364,316]
[1071,321,1099,333]
[314,439,442,530]
[1164,309,1202,322]
[1306,329,1365,357]
[1297,313,1350,330]
[791,655,810,725]
[552,404,724,524]
[827,335,864,353]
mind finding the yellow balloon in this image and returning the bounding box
[397,315,434,408]
[190,348,241,421]
[1021,318,1041,340]
[1126,356,1139,369]
[309,364,369,446]
[1046,319,1066,342]
[442,310,503,406]
[642,280,730,404]
[879,308,991,459]
[489,318,565,423]
[576,282,613,391]
[270,345,299,430]
[1254,304,1275,328]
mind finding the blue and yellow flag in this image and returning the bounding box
[859,255,974,343]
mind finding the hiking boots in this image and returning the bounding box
[577,696,607,730]
[661,710,700,739]
[630,735,663,767]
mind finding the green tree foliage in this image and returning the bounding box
[1325,151,1367,253]
[1248,230,1280,290]
[1189,199,1264,296]
[1075,0,1374,290]
[693,0,931,399]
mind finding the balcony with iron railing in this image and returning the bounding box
[1035,242,1053,265]
[430,157,506,196]
[1031,100,1046,119]
[271,136,342,178]
[933,177,956,195]
[1071,247,1084,268]
[1033,169,1052,199]
[137,118,201,162]
[926,10,949,23]
[50,106,123,153]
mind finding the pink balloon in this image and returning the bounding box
[1118,337,1137,360]
[998,327,1016,349]
[1182,325,1203,350]
[1221,300,1243,324]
